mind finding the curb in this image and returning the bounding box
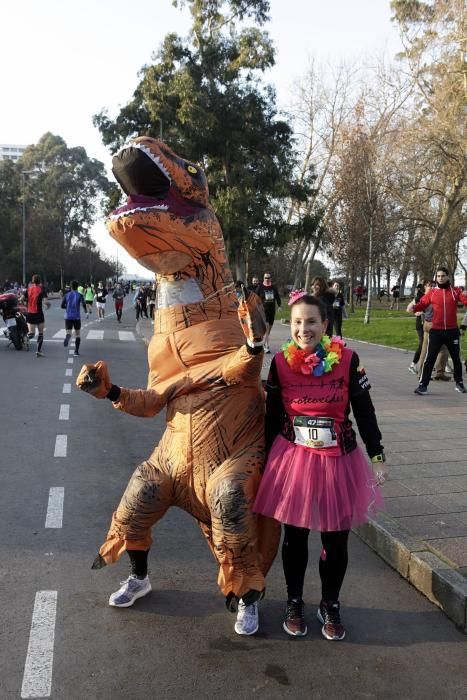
[354,513,467,633]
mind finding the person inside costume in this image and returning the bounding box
[76,137,280,636]
[254,291,387,640]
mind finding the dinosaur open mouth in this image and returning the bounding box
[112,144,171,198]
[110,142,208,222]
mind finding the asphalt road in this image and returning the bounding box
[1,298,467,700]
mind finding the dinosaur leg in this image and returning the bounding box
[96,459,173,567]
[205,457,280,601]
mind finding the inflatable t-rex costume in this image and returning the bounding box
[77,136,279,606]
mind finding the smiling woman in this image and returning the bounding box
[254,290,387,640]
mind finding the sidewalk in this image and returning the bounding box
[136,317,467,631]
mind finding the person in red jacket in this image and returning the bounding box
[407,267,467,394]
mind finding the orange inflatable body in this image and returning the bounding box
[82,137,279,601]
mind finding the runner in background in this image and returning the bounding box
[24,274,50,357]
[95,282,108,321]
[84,284,94,318]
[61,280,86,356]
[113,283,125,323]
[255,273,282,353]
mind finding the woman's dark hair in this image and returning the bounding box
[436,266,449,275]
[32,274,41,284]
[311,277,328,295]
[290,294,327,322]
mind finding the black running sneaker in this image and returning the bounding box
[455,382,467,394]
[414,384,428,395]
[317,600,346,641]
[283,598,307,637]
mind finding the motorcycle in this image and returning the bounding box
[0,292,29,350]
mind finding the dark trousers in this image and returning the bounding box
[282,525,349,602]
[412,323,424,364]
[333,311,343,338]
[420,328,463,385]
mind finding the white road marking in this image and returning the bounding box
[65,368,72,377]
[86,330,104,340]
[54,435,67,457]
[52,329,66,339]
[67,357,73,364]
[68,349,74,355]
[118,331,135,341]
[62,383,71,394]
[45,488,64,528]
[59,404,69,421]
[21,591,57,698]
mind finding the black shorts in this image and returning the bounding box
[65,319,81,331]
[85,299,93,307]
[264,306,276,326]
[27,312,44,325]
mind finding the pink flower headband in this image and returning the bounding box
[288,289,307,306]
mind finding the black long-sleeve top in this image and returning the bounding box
[264,351,383,459]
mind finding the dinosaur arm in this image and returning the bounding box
[222,344,263,385]
[111,386,169,417]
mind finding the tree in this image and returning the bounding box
[93,0,295,277]
[0,134,116,286]
[19,133,116,284]
[390,0,467,276]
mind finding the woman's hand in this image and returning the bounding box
[372,463,389,486]
[76,360,112,399]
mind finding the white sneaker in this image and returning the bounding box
[234,600,259,635]
[109,574,151,607]
[264,343,270,354]
[408,363,417,375]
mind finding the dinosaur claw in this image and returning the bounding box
[91,553,107,570]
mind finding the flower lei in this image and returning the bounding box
[282,335,345,376]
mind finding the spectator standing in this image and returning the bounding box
[331,281,345,338]
[147,282,157,320]
[255,273,282,353]
[61,280,86,356]
[408,267,467,394]
[247,277,259,293]
[390,285,401,310]
[355,284,364,306]
[311,277,335,336]
[24,274,50,357]
[95,282,108,321]
[133,285,148,321]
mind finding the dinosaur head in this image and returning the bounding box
[107,138,234,320]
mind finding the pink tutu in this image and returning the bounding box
[254,435,384,531]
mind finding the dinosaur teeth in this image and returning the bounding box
[109,204,169,221]
[116,142,172,182]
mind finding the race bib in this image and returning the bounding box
[264,289,274,301]
[293,416,337,449]
[332,300,341,309]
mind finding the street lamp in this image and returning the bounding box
[21,170,35,286]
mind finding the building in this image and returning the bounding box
[0,144,27,162]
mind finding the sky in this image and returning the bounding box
[1,0,403,277]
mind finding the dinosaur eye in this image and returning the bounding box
[186,165,197,175]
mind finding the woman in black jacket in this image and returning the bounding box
[311,277,335,336]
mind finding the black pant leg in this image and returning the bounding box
[334,312,343,337]
[420,330,445,386]
[319,530,349,602]
[282,525,310,599]
[442,329,463,383]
